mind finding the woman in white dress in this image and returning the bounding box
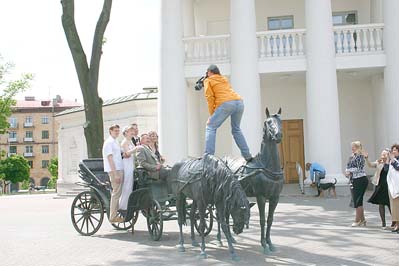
[119,125,136,215]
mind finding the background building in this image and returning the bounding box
[0,95,80,189]
[55,88,157,195]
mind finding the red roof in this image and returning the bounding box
[15,98,81,109]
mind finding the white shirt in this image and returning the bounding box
[102,136,124,172]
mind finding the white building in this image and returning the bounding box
[159,0,399,187]
[57,0,399,194]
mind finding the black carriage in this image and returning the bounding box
[70,159,213,240]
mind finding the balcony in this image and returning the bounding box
[8,137,17,143]
[7,153,17,157]
[24,122,34,128]
[9,123,18,129]
[24,152,34,157]
[24,137,34,142]
[183,23,385,76]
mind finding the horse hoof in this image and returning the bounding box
[178,245,185,252]
[263,247,270,255]
[232,254,241,262]
[199,252,208,259]
[191,240,200,247]
[269,245,277,252]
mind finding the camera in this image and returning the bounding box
[194,74,207,91]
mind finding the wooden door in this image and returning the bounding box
[279,120,305,184]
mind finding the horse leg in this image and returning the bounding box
[198,202,208,259]
[216,211,223,247]
[257,196,268,254]
[217,206,239,261]
[266,198,279,252]
[176,193,185,252]
[225,213,236,244]
[190,201,200,247]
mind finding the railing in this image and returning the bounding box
[8,153,17,157]
[24,137,34,142]
[24,122,34,128]
[24,152,34,157]
[8,137,17,142]
[184,34,230,64]
[257,29,306,58]
[333,23,384,54]
[183,23,384,64]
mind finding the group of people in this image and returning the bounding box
[306,142,399,231]
[345,141,399,231]
[102,64,253,224]
[102,123,166,223]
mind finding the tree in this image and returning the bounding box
[0,55,33,134]
[0,155,30,193]
[47,157,58,190]
[61,0,113,158]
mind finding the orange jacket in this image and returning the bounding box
[204,74,242,115]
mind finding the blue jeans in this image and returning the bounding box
[205,100,251,158]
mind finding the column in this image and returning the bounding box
[383,0,399,145]
[230,0,262,156]
[183,0,202,157]
[305,0,344,180]
[159,0,188,164]
[370,0,383,23]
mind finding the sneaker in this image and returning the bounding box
[110,217,124,223]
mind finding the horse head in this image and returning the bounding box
[229,180,250,235]
[264,107,283,144]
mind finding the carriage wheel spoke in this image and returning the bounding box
[75,214,85,225]
[80,217,86,232]
[90,215,100,223]
[88,216,96,230]
[86,216,89,234]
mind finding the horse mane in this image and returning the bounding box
[202,155,249,213]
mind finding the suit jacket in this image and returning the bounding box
[132,136,140,146]
[135,145,160,180]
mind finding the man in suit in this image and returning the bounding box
[135,133,169,180]
[131,123,140,146]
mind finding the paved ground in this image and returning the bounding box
[0,189,398,266]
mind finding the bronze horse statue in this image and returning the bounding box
[223,107,284,254]
[172,154,250,261]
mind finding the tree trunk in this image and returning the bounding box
[61,0,113,158]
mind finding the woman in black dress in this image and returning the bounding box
[366,149,391,228]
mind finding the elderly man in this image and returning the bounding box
[130,123,140,146]
[135,133,169,180]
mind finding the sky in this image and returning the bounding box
[0,0,161,103]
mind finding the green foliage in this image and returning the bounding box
[0,55,33,134]
[21,179,31,190]
[47,157,58,189]
[0,155,30,184]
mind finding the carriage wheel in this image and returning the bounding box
[111,211,139,230]
[194,205,214,236]
[146,200,163,241]
[71,191,104,236]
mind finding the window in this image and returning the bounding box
[9,117,17,128]
[41,116,49,124]
[25,116,33,123]
[8,131,17,139]
[42,145,49,154]
[26,131,33,138]
[25,146,33,153]
[332,11,357,26]
[28,161,33,168]
[9,146,17,154]
[42,130,49,139]
[42,160,49,169]
[268,16,294,30]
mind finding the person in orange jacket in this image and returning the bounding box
[203,64,252,162]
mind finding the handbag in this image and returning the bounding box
[387,164,399,199]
